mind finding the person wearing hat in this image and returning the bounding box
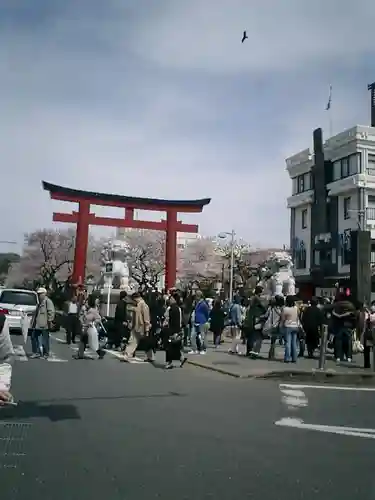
[30,287,55,359]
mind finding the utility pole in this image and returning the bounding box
[368,81,375,127]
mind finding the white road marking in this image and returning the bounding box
[279,387,308,409]
[103,349,124,360]
[50,334,149,363]
[47,351,68,363]
[275,417,375,439]
[51,336,65,344]
[280,384,375,392]
[12,345,28,362]
[11,344,68,363]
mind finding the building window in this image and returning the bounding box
[296,242,306,269]
[297,175,305,193]
[333,160,341,181]
[341,158,349,178]
[333,153,359,180]
[349,154,359,176]
[314,250,320,266]
[340,230,351,266]
[292,178,297,195]
[368,195,375,220]
[293,172,312,195]
[301,209,307,229]
[368,154,375,176]
[371,245,375,267]
[343,197,351,220]
[331,248,337,264]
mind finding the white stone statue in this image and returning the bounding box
[100,239,130,291]
[263,251,296,298]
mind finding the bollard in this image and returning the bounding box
[318,324,328,370]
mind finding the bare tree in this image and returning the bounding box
[123,230,165,288]
[6,228,103,290]
[6,229,75,289]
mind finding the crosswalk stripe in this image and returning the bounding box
[12,345,28,362]
[50,335,149,364]
[47,352,68,363]
[11,344,68,363]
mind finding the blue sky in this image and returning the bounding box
[1,0,374,251]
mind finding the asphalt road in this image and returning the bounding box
[1,335,375,500]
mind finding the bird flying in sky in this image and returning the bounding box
[241,31,248,43]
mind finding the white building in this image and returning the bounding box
[286,125,375,297]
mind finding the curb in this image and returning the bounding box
[187,360,249,378]
[260,369,375,384]
[187,360,375,384]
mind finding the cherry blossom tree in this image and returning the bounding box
[122,230,165,289]
[178,237,224,286]
[215,240,277,291]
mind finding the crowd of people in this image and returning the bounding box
[1,283,375,405]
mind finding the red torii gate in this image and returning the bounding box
[42,181,211,290]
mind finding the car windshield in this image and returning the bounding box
[0,290,37,306]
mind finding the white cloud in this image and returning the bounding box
[0,0,374,254]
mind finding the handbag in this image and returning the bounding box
[87,323,99,352]
[169,331,183,344]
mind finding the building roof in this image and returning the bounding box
[42,181,211,209]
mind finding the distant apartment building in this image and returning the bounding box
[286,124,375,298]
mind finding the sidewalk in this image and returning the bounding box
[186,339,375,384]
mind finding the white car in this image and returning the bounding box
[0,288,38,331]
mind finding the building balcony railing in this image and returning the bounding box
[367,207,375,220]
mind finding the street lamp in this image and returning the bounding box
[218,230,235,303]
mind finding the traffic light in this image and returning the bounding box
[105,262,113,274]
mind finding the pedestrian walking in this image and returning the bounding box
[245,286,267,358]
[209,299,225,347]
[228,296,243,354]
[189,291,209,355]
[75,294,105,360]
[280,295,300,363]
[0,314,15,405]
[113,291,129,350]
[331,292,357,364]
[163,293,186,369]
[363,301,375,369]
[64,294,81,345]
[29,287,55,360]
[263,295,284,360]
[300,297,324,358]
[122,292,153,363]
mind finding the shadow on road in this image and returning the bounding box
[0,402,81,422]
[6,391,187,407]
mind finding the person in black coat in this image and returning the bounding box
[163,293,186,369]
[300,297,324,358]
[209,299,225,347]
[113,291,129,349]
